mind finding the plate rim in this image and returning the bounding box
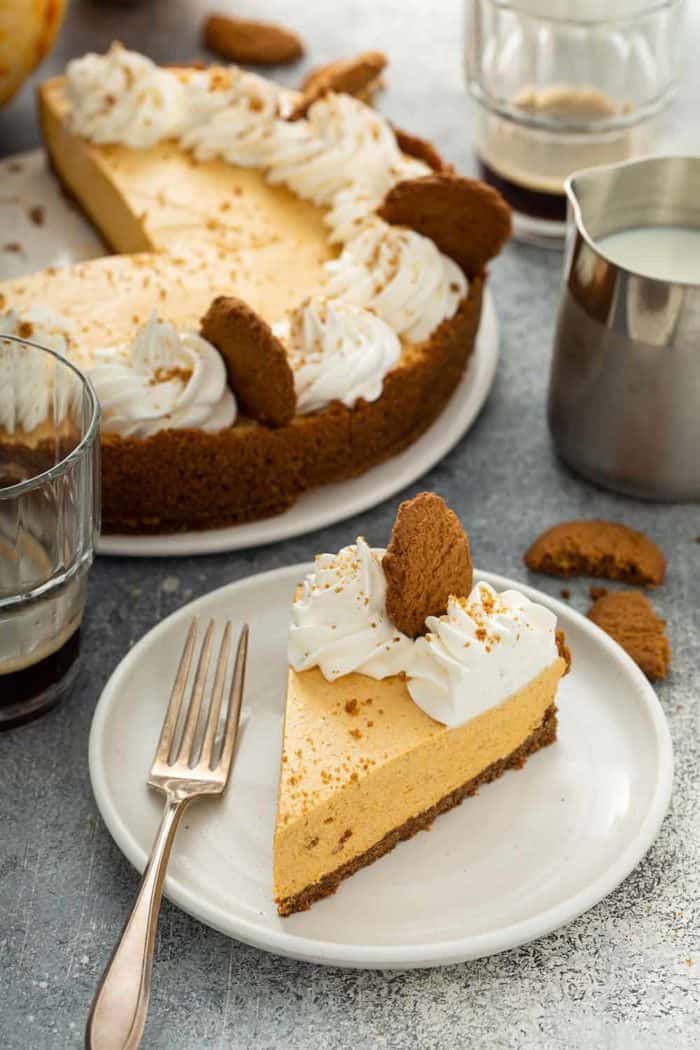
[88,563,674,969]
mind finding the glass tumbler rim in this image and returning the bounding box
[0,332,100,501]
[473,0,682,27]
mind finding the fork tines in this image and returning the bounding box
[152,618,248,778]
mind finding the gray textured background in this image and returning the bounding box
[1,2,699,1048]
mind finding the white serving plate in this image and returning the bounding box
[89,565,673,969]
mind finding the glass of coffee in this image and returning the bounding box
[0,332,100,729]
[465,0,683,245]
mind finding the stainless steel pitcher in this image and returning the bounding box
[548,155,700,501]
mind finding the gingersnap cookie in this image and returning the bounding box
[587,591,670,680]
[300,52,387,107]
[377,173,512,277]
[383,491,473,638]
[200,296,296,427]
[290,51,387,119]
[203,13,304,66]
[525,521,665,587]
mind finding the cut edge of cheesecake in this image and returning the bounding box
[37,78,156,254]
[276,702,558,917]
[273,647,567,917]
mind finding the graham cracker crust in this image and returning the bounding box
[276,702,558,916]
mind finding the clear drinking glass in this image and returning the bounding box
[0,334,100,729]
[465,0,683,245]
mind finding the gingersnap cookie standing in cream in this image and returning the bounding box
[378,173,512,277]
[201,296,296,427]
[382,491,473,638]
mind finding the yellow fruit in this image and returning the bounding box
[0,0,67,107]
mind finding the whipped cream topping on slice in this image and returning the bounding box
[273,297,401,414]
[87,313,236,438]
[324,218,467,342]
[288,538,414,681]
[407,582,559,727]
[0,306,76,431]
[289,542,560,728]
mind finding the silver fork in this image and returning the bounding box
[86,618,249,1050]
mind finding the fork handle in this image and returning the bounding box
[86,793,188,1050]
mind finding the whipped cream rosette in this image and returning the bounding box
[274,297,401,414]
[87,313,236,438]
[0,306,76,431]
[288,538,414,680]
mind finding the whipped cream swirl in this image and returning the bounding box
[288,538,414,681]
[321,152,432,244]
[407,582,559,727]
[0,305,74,357]
[181,70,312,168]
[268,93,403,205]
[87,313,236,437]
[0,306,76,431]
[325,218,467,342]
[66,44,189,148]
[273,297,400,414]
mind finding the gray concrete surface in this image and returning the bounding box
[1,2,699,1048]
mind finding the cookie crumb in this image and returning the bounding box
[525,520,665,587]
[383,492,473,638]
[560,588,570,599]
[28,205,45,226]
[587,590,670,680]
[590,585,609,600]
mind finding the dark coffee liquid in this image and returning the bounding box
[477,159,567,223]
[0,629,81,729]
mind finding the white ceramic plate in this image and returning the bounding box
[0,150,499,558]
[89,564,673,969]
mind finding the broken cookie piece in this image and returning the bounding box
[525,520,665,587]
[299,51,387,108]
[587,590,670,680]
[290,51,387,119]
[383,491,473,638]
[201,296,296,427]
[377,172,511,278]
[203,13,304,66]
[392,126,450,173]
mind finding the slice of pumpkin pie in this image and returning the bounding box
[273,493,569,915]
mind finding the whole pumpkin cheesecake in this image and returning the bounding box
[0,45,510,533]
[274,493,570,915]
